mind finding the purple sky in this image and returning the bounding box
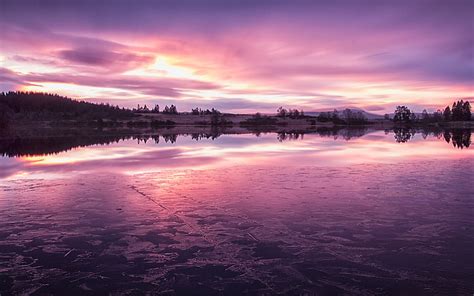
[0,0,472,113]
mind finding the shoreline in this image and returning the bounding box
[1,119,472,140]
[1,113,472,138]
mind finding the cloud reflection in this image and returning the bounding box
[1,130,472,180]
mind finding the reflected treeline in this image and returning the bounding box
[393,127,471,148]
[135,131,222,145]
[276,127,370,142]
[0,131,223,157]
[392,128,415,143]
[0,135,134,157]
[443,130,471,149]
[0,128,471,157]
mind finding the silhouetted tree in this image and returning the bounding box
[191,107,221,116]
[432,110,443,122]
[452,100,471,121]
[277,107,287,117]
[276,107,304,119]
[211,112,220,125]
[421,109,429,122]
[452,101,462,120]
[170,105,178,114]
[464,101,472,120]
[289,109,300,118]
[162,105,178,114]
[393,106,413,123]
[443,106,452,121]
[342,109,368,124]
[317,112,331,122]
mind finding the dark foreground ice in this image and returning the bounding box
[0,130,473,295]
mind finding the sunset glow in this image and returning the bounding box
[1,2,473,294]
[3,131,472,180]
[1,0,473,113]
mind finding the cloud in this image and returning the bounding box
[22,72,221,97]
[0,0,472,113]
[57,47,154,72]
[0,67,37,90]
[1,148,220,179]
[0,68,24,84]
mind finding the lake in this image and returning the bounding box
[0,128,473,295]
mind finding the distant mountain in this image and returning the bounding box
[305,108,385,120]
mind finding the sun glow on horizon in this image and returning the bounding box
[1,1,472,113]
[20,82,129,100]
[124,56,197,80]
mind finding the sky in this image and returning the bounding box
[0,0,473,114]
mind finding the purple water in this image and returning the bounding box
[1,130,473,295]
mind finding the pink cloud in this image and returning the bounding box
[0,1,472,113]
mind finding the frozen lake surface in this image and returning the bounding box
[1,129,473,295]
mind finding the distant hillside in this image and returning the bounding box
[305,108,384,120]
[0,91,134,121]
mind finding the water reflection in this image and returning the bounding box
[443,129,472,149]
[0,128,472,181]
[1,128,473,294]
[0,128,471,158]
[393,127,471,148]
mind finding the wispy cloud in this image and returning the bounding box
[0,0,472,113]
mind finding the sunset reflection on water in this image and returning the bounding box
[1,130,472,181]
[0,129,473,294]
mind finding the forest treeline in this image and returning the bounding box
[0,91,135,128]
[392,100,471,124]
[240,107,369,127]
[0,92,472,130]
